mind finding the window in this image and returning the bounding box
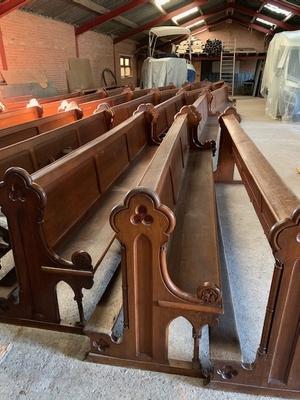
[120,56,132,78]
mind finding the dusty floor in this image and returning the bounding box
[0,96,299,399]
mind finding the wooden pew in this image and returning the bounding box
[0,109,83,149]
[42,90,108,117]
[0,109,113,178]
[84,97,220,377]
[0,109,160,331]
[0,106,43,129]
[1,91,82,112]
[0,89,188,182]
[0,91,211,332]
[209,84,233,115]
[210,107,300,397]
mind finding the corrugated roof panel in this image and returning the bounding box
[22,0,98,25]
[122,3,161,25]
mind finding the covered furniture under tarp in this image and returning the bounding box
[141,26,192,89]
[261,30,300,121]
[141,57,188,88]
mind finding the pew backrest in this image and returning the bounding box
[0,109,83,149]
[0,106,43,129]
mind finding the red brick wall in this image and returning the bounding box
[0,10,137,92]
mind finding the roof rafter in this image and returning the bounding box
[181,4,231,27]
[233,15,272,34]
[113,1,208,44]
[233,3,298,30]
[0,0,31,17]
[72,0,138,29]
[75,0,147,36]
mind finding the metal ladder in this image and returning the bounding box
[219,39,236,96]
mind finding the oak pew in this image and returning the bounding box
[42,89,108,117]
[0,90,182,179]
[209,84,233,115]
[0,108,83,149]
[210,107,300,397]
[0,106,43,129]
[0,90,211,332]
[84,98,220,376]
[0,109,161,331]
[0,109,113,179]
[1,91,82,112]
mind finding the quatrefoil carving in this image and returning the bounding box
[9,184,26,202]
[131,205,154,226]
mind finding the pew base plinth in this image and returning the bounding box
[86,352,205,379]
[209,359,300,399]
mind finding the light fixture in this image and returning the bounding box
[263,3,292,17]
[154,0,170,6]
[185,19,205,29]
[256,17,276,27]
[172,7,198,23]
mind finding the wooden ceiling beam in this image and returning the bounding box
[113,1,208,44]
[233,4,298,30]
[0,0,31,17]
[75,0,147,36]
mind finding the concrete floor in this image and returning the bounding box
[0,96,299,399]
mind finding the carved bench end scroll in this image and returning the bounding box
[175,105,216,155]
[134,104,160,145]
[219,106,242,124]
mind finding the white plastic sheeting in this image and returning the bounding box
[140,57,188,88]
[261,30,300,121]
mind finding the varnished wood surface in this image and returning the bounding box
[168,150,221,293]
[222,114,299,223]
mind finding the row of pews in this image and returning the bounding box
[0,80,298,398]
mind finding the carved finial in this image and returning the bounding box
[133,103,158,123]
[176,87,187,96]
[93,102,114,118]
[219,106,241,123]
[175,105,201,127]
[197,282,222,305]
[71,250,93,271]
[269,206,300,252]
[217,365,238,380]
[1,167,46,224]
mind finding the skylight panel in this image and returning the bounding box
[256,17,276,28]
[185,19,205,29]
[172,7,198,23]
[154,0,170,6]
[264,3,292,18]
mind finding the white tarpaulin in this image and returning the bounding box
[261,30,300,120]
[141,57,188,88]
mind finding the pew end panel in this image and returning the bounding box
[0,168,94,329]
